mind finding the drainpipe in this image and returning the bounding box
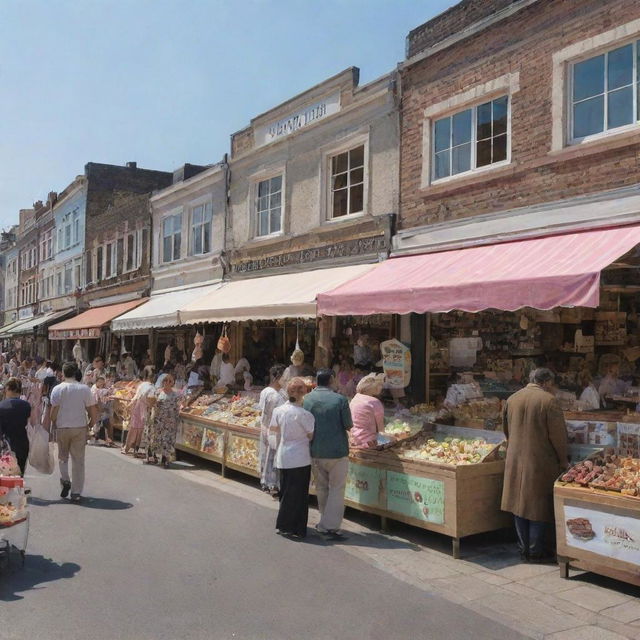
[221,153,231,280]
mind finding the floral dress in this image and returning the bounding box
[145,390,180,461]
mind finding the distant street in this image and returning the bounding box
[0,447,523,640]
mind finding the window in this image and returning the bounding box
[47,232,52,257]
[330,146,364,218]
[105,243,115,278]
[191,203,213,253]
[56,271,62,296]
[96,247,103,281]
[73,210,80,244]
[85,250,92,284]
[570,41,639,141]
[126,233,136,271]
[433,96,509,181]
[64,262,73,293]
[74,258,82,290]
[162,214,182,263]
[255,177,282,236]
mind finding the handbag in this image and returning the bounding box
[26,424,55,475]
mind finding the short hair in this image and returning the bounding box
[269,364,286,382]
[5,377,22,394]
[93,356,104,364]
[356,373,384,396]
[287,377,307,400]
[63,362,78,379]
[316,368,334,387]
[530,368,555,385]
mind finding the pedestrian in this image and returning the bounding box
[501,367,568,562]
[83,356,105,385]
[349,373,386,449]
[0,378,32,476]
[258,363,287,495]
[270,377,314,538]
[144,373,180,468]
[122,368,155,457]
[91,377,115,446]
[303,368,353,538]
[50,362,98,502]
[118,352,139,381]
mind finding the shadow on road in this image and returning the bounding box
[29,496,133,510]
[0,554,80,602]
[290,529,421,550]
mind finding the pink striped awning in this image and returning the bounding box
[317,226,640,316]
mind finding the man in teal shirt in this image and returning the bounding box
[303,369,353,537]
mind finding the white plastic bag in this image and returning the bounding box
[27,424,55,475]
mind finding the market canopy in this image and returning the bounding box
[111,284,222,332]
[5,309,75,336]
[0,317,36,339]
[317,226,640,316]
[178,264,377,324]
[49,299,147,340]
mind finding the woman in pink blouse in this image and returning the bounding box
[349,374,385,449]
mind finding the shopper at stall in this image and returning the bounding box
[259,364,287,495]
[155,363,174,389]
[83,356,105,385]
[0,377,32,476]
[118,352,138,381]
[218,353,236,388]
[349,373,385,450]
[599,362,628,405]
[90,377,115,446]
[123,368,155,457]
[578,371,600,410]
[270,377,315,538]
[303,368,353,538]
[336,357,357,398]
[145,373,180,468]
[501,368,568,562]
[51,362,97,501]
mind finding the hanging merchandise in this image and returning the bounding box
[217,325,231,354]
[72,340,84,365]
[192,329,204,362]
[290,320,304,367]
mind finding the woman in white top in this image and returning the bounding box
[269,377,314,538]
[258,364,287,495]
[218,353,236,388]
[578,370,600,411]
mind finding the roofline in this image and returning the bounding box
[150,162,225,204]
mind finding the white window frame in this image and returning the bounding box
[63,261,73,294]
[72,209,80,245]
[104,241,117,278]
[253,174,284,239]
[125,232,137,272]
[321,132,369,224]
[162,213,182,263]
[189,201,213,255]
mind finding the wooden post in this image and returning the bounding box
[425,313,431,403]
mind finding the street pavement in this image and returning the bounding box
[0,446,524,640]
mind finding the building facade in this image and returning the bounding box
[0,229,18,327]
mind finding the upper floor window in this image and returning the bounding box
[162,214,182,263]
[105,242,118,278]
[191,203,213,254]
[330,146,364,218]
[125,232,140,271]
[256,177,282,237]
[570,41,639,141]
[433,96,509,181]
[73,211,80,244]
[96,246,103,281]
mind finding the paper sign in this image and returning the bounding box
[178,422,204,450]
[380,339,411,389]
[386,471,445,524]
[617,423,640,458]
[344,463,384,508]
[564,504,640,565]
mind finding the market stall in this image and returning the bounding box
[0,450,29,569]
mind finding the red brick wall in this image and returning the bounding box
[400,0,640,230]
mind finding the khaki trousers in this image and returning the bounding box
[312,457,349,531]
[57,427,87,496]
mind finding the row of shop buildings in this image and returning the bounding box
[2,0,640,402]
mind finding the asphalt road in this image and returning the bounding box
[0,447,524,640]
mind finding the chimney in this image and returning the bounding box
[126,161,137,169]
[47,191,58,207]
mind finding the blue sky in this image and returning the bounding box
[0,0,455,229]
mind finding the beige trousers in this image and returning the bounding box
[312,457,349,531]
[57,427,87,496]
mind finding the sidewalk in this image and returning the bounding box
[108,448,640,640]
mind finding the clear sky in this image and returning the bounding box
[0,0,455,229]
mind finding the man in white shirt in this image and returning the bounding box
[51,362,97,502]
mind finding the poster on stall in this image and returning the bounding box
[386,471,445,524]
[563,504,640,565]
[344,463,384,509]
[379,339,411,389]
[178,422,205,450]
[617,423,640,458]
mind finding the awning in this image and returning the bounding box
[0,318,36,339]
[111,284,222,332]
[6,309,75,336]
[179,264,377,324]
[49,299,147,340]
[317,226,640,316]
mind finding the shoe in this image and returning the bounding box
[60,480,71,499]
[70,494,81,503]
[327,529,347,540]
[314,525,330,535]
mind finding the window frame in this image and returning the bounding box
[190,201,213,255]
[162,213,182,263]
[567,38,640,145]
[253,175,284,239]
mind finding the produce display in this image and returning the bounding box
[451,397,501,422]
[111,380,140,402]
[395,433,497,465]
[560,453,640,496]
[410,403,436,416]
[383,419,423,438]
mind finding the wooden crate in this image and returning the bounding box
[554,483,640,587]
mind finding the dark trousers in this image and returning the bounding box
[514,515,548,557]
[276,465,311,537]
[7,438,28,477]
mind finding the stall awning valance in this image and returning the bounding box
[111,284,222,332]
[49,299,147,340]
[0,318,35,339]
[6,309,75,336]
[178,264,376,324]
[317,226,640,316]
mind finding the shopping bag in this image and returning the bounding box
[0,435,21,476]
[27,424,55,475]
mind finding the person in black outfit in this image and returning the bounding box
[0,377,32,476]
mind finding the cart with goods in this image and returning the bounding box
[0,447,29,571]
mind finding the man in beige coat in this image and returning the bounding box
[502,368,568,562]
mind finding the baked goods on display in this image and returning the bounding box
[227,436,259,470]
[395,433,497,466]
[202,429,224,456]
[560,452,640,496]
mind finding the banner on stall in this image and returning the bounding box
[379,339,411,389]
[386,471,444,524]
[345,463,384,509]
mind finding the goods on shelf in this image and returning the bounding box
[202,428,224,456]
[226,435,259,470]
[111,380,140,402]
[0,453,20,477]
[0,504,16,524]
[560,453,640,496]
[383,418,423,438]
[182,424,204,450]
[451,397,501,422]
[395,433,498,466]
[409,403,436,416]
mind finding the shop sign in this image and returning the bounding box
[564,504,640,565]
[202,427,225,457]
[380,339,411,389]
[231,235,388,274]
[49,327,102,341]
[254,92,341,147]
[178,422,204,451]
[345,463,384,509]
[386,471,444,525]
[18,307,34,320]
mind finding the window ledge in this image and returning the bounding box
[246,232,287,246]
[322,211,366,226]
[419,162,517,195]
[549,128,640,162]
